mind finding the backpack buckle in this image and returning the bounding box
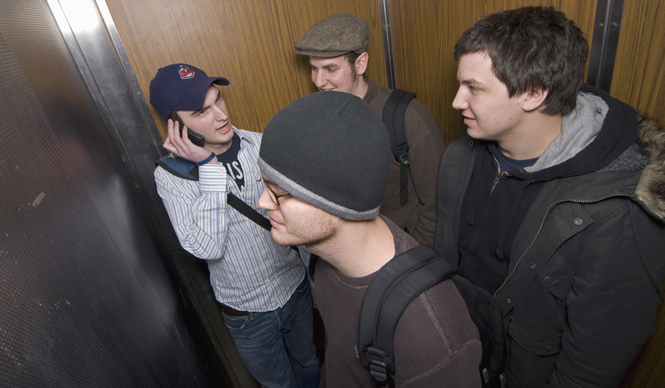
[398,154,411,166]
[365,347,394,387]
[395,143,411,166]
[482,367,507,388]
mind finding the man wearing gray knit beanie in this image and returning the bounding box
[258,92,482,387]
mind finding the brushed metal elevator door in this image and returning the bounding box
[0,1,210,386]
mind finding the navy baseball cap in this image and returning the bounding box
[149,63,230,119]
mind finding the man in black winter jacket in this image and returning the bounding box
[436,6,665,387]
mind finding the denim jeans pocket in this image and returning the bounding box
[222,313,250,330]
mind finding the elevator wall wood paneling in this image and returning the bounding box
[106,0,387,139]
[105,0,665,387]
[612,1,665,128]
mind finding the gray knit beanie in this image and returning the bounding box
[258,92,390,221]
[294,13,370,57]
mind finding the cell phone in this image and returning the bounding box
[187,129,205,147]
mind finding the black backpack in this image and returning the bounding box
[382,89,415,207]
[358,245,505,388]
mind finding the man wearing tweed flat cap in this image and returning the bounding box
[258,91,481,387]
[295,13,445,248]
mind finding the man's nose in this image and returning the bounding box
[313,71,326,89]
[452,87,468,110]
[258,186,276,210]
[212,106,228,121]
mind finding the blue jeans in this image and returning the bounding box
[222,276,320,388]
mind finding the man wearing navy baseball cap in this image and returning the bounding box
[149,64,319,388]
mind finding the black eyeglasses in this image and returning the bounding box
[261,178,292,206]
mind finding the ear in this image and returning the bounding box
[355,52,369,76]
[522,89,549,112]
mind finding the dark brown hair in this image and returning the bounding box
[455,6,589,116]
[344,51,361,83]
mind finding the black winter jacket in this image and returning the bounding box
[435,85,665,387]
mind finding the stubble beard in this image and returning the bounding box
[270,209,337,250]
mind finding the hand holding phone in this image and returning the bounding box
[187,129,205,147]
[164,119,209,161]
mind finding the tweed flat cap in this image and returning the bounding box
[295,13,370,57]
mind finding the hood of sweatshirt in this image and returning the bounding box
[519,84,643,180]
[510,84,664,220]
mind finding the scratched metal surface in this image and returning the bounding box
[0,1,212,386]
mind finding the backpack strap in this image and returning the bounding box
[157,154,271,231]
[358,245,456,387]
[157,154,199,180]
[226,192,271,231]
[382,89,416,206]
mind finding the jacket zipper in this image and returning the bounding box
[491,156,508,195]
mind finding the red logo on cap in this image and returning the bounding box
[178,65,195,80]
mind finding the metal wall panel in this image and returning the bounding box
[0,0,213,386]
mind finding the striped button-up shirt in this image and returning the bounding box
[154,127,306,312]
